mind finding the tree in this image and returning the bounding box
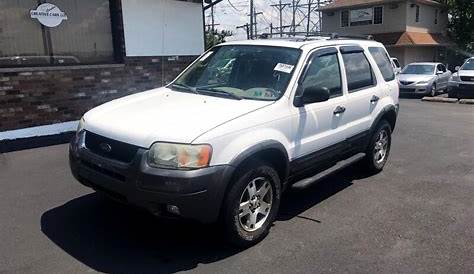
[442,0,474,51]
[205,29,233,49]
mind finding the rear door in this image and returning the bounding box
[338,46,382,142]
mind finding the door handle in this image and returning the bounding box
[370,95,380,103]
[333,106,346,115]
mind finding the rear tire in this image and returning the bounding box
[361,120,392,173]
[222,160,281,247]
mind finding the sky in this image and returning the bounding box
[204,0,324,40]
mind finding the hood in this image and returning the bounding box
[458,70,474,77]
[398,74,435,83]
[83,87,273,148]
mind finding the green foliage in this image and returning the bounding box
[205,29,233,50]
[443,0,474,51]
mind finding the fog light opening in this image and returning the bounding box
[167,205,180,215]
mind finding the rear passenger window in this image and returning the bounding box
[342,51,376,92]
[369,47,395,81]
[301,52,342,98]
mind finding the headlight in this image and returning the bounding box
[148,142,212,169]
[450,74,460,82]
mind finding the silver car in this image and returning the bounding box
[448,57,474,99]
[398,62,452,97]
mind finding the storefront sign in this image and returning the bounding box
[30,3,67,27]
[350,8,373,23]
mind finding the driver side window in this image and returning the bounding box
[301,52,342,99]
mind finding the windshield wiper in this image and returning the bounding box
[170,83,199,95]
[196,87,242,100]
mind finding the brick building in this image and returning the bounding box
[0,0,204,136]
[320,0,452,67]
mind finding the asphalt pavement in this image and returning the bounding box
[1,99,473,274]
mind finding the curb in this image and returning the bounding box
[0,132,74,153]
[459,99,474,105]
[421,97,458,103]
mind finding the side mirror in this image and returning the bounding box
[294,86,330,107]
[455,66,460,71]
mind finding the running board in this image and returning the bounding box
[292,152,366,189]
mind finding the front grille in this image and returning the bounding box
[460,76,474,82]
[81,159,126,182]
[84,131,140,163]
[399,81,414,86]
[399,88,414,93]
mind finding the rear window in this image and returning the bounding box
[342,51,376,92]
[369,47,395,81]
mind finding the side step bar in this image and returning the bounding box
[292,152,366,189]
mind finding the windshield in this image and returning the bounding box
[461,59,474,70]
[171,45,301,101]
[401,64,435,75]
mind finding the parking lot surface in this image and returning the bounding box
[1,99,473,274]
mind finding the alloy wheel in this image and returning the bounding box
[373,129,389,164]
[238,177,273,232]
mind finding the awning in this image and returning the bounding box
[372,32,453,47]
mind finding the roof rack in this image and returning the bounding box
[258,32,373,41]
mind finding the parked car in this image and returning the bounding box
[69,37,399,246]
[398,62,452,97]
[391,57,401,75]
[448,57,474,99]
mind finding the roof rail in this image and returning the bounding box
[258,32,373,41]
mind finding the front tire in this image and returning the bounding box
[222,160,281,247]
[362,120,392,173]
[429,84,437,97]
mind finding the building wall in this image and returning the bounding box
[0,0,203,132]
[404,46,437,65]
[121,0,204,56]
[405,2,448,34]
[321,1,448,35]
[0,56,195,131]
[387,47,406,66]
[321,2,408,34]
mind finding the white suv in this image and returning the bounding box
[69,37,399,246]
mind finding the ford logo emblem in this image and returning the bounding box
[99,143,112,153]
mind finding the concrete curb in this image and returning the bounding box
[459,99,474,105]
[421,97,458,103]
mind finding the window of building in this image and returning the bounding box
[0,0,118,67]
[342,51,376,92]
[415,5,420,22]
[301,52,342,99]
[341,10,349,27]
[368,47,395,81]
[435,9,438,24]
[373,6,383,25]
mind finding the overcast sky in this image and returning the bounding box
[205,0,307,40]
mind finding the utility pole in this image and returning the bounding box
[270,0,291,37]
[236,23,250,39]
[211,4,215,34]
[249,0,254,39]
[306,0,311,35]
[292,0,297,34]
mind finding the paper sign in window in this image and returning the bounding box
[274,63,294,74]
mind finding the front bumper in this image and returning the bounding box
[399,84,432,94]
[448,81,474,98]
[69,132,234,223]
